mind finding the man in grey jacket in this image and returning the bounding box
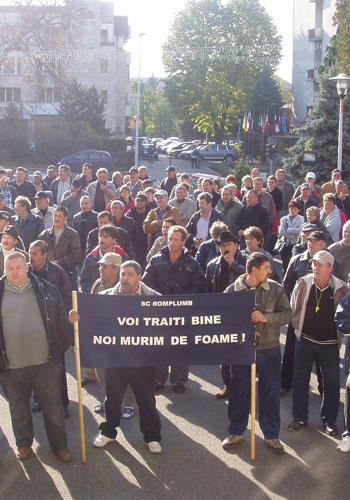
[222,252,291,454]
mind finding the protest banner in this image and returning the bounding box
[76,290,256,368]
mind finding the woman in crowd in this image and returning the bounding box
[240,175,253,200]
[320,193,342,243]
[278,200,304,270]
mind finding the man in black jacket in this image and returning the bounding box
[186,192,224,256]
[0,252,73,462]
[205,231,246,399]
[73,195,98,262]
[143,225,206,393]
[237,190,269,248]
[12,196,45,250]
[29,239,72,418]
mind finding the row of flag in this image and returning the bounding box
[242,110,287,135]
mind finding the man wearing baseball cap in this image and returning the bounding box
[0,225,29,274]
[32,191,54,229]
[124,166,142,198]
[289,250,348,436]
[42,165,57,188]
[293,172,322,204]
[294,183,319,220]
[159,166,179,197]
[32,171,49,193]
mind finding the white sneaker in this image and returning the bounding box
[93,432,115,448]
[336,435,350,453]
[147,441,162,454]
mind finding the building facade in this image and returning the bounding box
[0,0,131,137]
[292,0,336,124]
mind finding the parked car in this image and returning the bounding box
[197,144,239,163]
[57,150,113,172]
[177,144,200,159]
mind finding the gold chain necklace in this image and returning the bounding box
[315,285,324,313]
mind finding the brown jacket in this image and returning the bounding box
[143,205,180,249]
[321,180,349,196]
[38,225,81,270]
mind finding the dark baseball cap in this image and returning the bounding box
[0,211,11,221]
[306,231,327,242]
[34,191,49,200]
[1,225,19,239]
[166,166,176,172]
[129,166,138,174]
[135,193,147,202]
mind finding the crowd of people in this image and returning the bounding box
[0,161,349,462]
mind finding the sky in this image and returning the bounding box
[114,0,294,82]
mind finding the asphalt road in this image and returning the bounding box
[0,335,349,500]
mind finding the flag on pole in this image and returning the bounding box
[273,114,280,134]
[263,113,269,134]
[282,111,287,133]
[242,111,248,132]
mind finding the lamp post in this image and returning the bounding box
[329,73,350,173]
[135,32,146,168]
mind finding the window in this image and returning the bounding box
[89,152,101,159]
[101,29,108,45]
[38,88,61,103]
[218,145,226,151]
[100,60,108,73]
[3,62,14,74]
[125,65,130,80]
[100,90,107,103]
[0,61,21,75]
[0,88,21,102]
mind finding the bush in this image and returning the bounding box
[234,160,251,186]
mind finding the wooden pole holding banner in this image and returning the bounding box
[72,291,86,462]
[251,363,256,461]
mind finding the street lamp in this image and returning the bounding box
[329,73,350,173]
[135,32,146,168]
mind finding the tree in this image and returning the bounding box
[0,0,86,90]
[282,65,350,183]
[131,79,180,138]
[334,0,350,74]
[163,0,281,143]
[59,79,109,137]
[34,115,104,162]
[250,67,283,112]
[0,104,29,158]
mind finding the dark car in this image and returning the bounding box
[57,150,113,172]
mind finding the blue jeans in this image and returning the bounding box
[227,346,281,439]
[292,337,340,425]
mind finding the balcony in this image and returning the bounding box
[308,28,323,42]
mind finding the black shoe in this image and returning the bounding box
[63,407,69,419]
[173,383,185,394]
[94,404,105,414]
[154,383,164,393]
[323,423,338,436]
[81,378,95,387]
[31,401,42,413]
[288,419,307,431]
